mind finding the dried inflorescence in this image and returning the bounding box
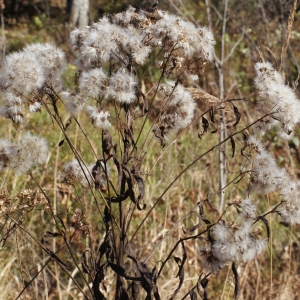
[85,106,111,129]
[201,199,266,274]
[0,43,66,123]
[58,159,93,187]
[70,6,215,70]
[0,132,48,174]
[0,6,215,135]
[66,5,215,130]
[0,189,15,221]
[153,81,196,143]
[248,137,300,225]
[254,61,300,138]
[78,68,107,99]
[15,189,47,206]
[1,4,300,299]
[247,136,285,194]
[0,188,47,225]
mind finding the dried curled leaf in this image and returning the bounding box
[92,160,105,189]
[126,242,161,300]
[102,129,115,160]
[232,103,241,127]
[189,290,198,300]
[186,87,221,106]
[230,136,235,158]
[153,125,167,148]
[170,241,187,300]
[257,216,270,240]
[132,166,146,210]
[199,116,209,139]
[58,139,65,147]
[82,250,92,275]
[197,275,209,300]
[93,264,106,300]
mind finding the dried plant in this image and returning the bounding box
[0,2,300,300]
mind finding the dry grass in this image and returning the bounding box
[1,1,300,299]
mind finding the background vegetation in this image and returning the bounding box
[1,0,300,299]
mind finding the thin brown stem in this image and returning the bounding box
[130,112,274,242]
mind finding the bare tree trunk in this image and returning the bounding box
[205,0,243,213]
[69,0,89,28]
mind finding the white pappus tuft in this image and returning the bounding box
[154,81,196,142]
[210,199,266,265]
[0,133,48,174]
[254,62,300,138]
[247,136,300,225]
[58,159,93,187]
[24,43,67,89]
[1,51,45,95]
[86,106,111,129]
[248,136,284,194]
[107,69,137,104]
[61,91,85,115]
[79,68,107,98]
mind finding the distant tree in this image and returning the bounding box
[68,0,89,28]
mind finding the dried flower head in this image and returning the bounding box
[61,91,85,115]
[0,133,48,174]
[59,159,93,187]
[1,51,45,95]
[254,62,300,138]
[154,82,195,143]
[107,69,137,104]
[248,136,283,194]
[210,199,266,264]
[24,43,66,89]
[79,68,107,98]
[86,106,111,129]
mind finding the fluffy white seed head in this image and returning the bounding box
[19,132,48,165]
[79,68,107,98]
[254,62,300,137]
[0,133,48,174]
[254,62,284,88]
[24,43,66,84]
[248,137,283,194]
[248,137,300,225]
[0,104,24,124]
[2,51,45,94]
[238,198,257,220]
[278,201,300,225]
[86,106,111,129]
[13,133,48,173]
[276,180,300,225]
[61,91,85,115]
[200,248,226,274]
[152,11,215,60]
[108,69,137,104]
[29,101,42,113]
[2,91,23,106]
[59,159,93,187]
[155,82,196,142]
[212,218,266,263]
[69,6,215,70]
[133,45,152,65]
[211,221,232,243]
